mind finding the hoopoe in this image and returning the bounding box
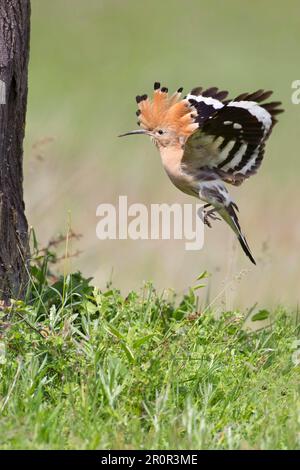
[119,82,283,264]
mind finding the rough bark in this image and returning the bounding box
[0,0,30,301]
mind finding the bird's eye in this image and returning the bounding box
[157,129,164,135]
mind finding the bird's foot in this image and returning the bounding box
[201,208,221,228]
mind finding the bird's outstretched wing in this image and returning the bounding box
[186,86,229,124]
[183,88,284,185]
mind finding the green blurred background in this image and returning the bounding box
[25,0,300,308]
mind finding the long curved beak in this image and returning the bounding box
[118,129,149,137]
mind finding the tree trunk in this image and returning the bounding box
[0,0,30,302]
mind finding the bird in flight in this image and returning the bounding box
[119,82,283,264]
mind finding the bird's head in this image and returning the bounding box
[119,82,199,148]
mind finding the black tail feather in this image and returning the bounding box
[237,234,256,265]
[221,203,256,265]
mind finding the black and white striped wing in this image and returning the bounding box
[186,86,229,124]
[185,90,283,185]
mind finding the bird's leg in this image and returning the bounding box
[206,208,221,221]
[200,204,221,228]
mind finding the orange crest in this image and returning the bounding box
[136,82,199,137]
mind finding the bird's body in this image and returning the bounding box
[120,83,283,264]
[159,146,197,197]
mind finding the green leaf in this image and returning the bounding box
[120,341,135,363]
[84,301,98,315]
[104,324,125,340]
[133,334,155,348]
[193,283,206,290]
[196,271,209,281]
[252,309,270,322]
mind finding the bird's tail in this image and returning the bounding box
[218,202,256,265]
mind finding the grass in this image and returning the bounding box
[0,237,299,449]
